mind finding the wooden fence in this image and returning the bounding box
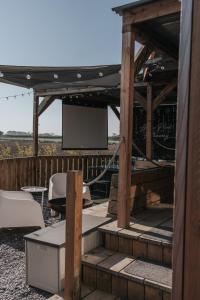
[0,155,113,191]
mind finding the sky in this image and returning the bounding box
[0,0,135,136]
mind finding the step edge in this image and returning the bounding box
[99,227,173,247]
[82,250,172,291]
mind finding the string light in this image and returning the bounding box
[0,91,33,101]
[26,74,31,80]
[77,73,82,79]
[0,71,4,78]
[99,72,104,77]
[53,73,59,79]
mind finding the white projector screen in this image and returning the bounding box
[62,104,108,149]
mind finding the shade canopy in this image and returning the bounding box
[0,64,121,91]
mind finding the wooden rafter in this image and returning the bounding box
[38,96,56,116]
[153,79,177,111]
[133,44,154,111]
[135,27,178,60]
[134,44,153,76]
[124,0,181,25]
[143,51,156,81]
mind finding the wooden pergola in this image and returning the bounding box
[113,0,200,299]
[0,57,177,159]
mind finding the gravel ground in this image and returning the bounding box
[0,193,57,300]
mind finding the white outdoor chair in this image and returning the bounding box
[0,190,45,229]
[48,172,91,202]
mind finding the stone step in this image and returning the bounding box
[99,217,173,267]
[82,247,172,300]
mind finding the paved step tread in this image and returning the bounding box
[99,219,173,246]
[123,259,171,289]
[82,247,172,292]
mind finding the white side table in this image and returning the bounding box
[21,186,48,209]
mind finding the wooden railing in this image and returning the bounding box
[0,155,113,191]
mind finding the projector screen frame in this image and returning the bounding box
[62,101,108,150]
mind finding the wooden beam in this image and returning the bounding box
[143,51,156,81]
[135,90,147,110]
[135,26,178,60]
[110,105,120,120]
[124,0,181,25]
[36,87,107,97]
[33,93,39,157]
[153,79,177,111]
[134,44,153,77]
[117,24,135,228]
[65,171,83,300]
[173,0,200,299]
[38,96,56,116]
[146,84,153,159]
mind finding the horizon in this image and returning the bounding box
[0,0,135,136]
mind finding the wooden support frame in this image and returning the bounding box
[173,0,200,299]
[135,90,147,110]
[110,105,120,120]
[135,26,178,60]
[65,171,83,300]
[153,78,177,111]
[146,84,153,159]
[123,0,181,25]
[134,44,153,77]
[38,95,56,116]
[35,87,107,97]
[117,23,135,228]
[33,93,39,157]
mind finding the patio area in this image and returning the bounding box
[0,188,173,300]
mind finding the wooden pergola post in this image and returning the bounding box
[65,171,83,300]
[173,0,200,299]
[146,84,153,160]
[33,93,39,157]
[117,23,135,228]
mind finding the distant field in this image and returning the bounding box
[0,136,62,142]
[0,136,115,159]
